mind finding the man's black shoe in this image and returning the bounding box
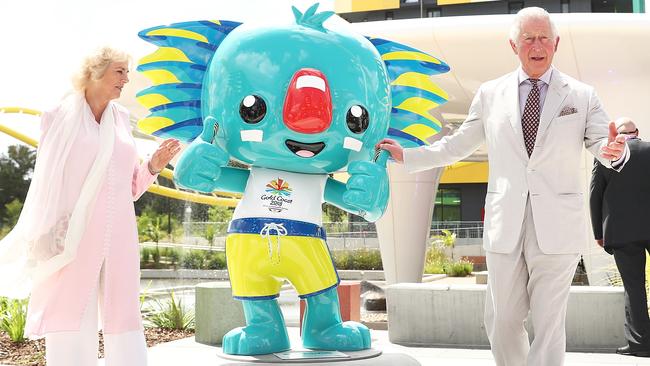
[616,345,650,357]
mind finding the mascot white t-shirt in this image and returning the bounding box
[232,167,327,225]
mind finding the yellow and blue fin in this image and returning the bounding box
[136,20,241,142]
[368,37,450,148]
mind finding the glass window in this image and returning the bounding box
[509,1,524,13]
[591,0,633,12]
[427,8,442,17]
[561,0,570,12]
[433,188,461,221]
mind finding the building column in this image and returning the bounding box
[376,163,443,284]
[375,111,451,285]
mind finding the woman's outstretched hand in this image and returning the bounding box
[149,139,181,174]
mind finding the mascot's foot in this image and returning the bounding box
[222,324,290,355]
[303,321,371,351]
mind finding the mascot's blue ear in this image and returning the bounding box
[368,37,450,148]
[136,20,241,143]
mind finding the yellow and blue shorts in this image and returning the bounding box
[226,217,339,300]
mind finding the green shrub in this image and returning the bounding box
[205,224,216,245]
[146,221,162,244]
[205,250,227,270]
[0,297,28,343]
[145,292,194,330]
[445,259,474,277]
[208,205,234,223]
[140,281,152,311]
[424,262,446,274]
[167,247,181,268]
[0,225,10,240]
[423,231,473,277]
[331,249,383,270]
[432,229,456,248]
[137,213,155,243]
[181,250,206,269]
[322,203,348,223]
[152,245,161,264]
[137,208,180,243]
[141,247,152,263]
[332,250,351,270]
[4,198,23,228]
[423,246,449,274]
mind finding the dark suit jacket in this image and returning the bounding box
[590,139,650,254]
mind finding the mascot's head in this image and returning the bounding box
[137,3,449,174]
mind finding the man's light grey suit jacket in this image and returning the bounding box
[403,69,613,254]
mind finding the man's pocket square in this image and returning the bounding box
[559,105,578,117]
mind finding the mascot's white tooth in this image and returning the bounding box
[296,75,325,91]
[343,137,362,152]
[240,130,263,142]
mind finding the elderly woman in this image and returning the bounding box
[0,47,180,365]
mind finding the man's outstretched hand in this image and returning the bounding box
[600,122,627,161]
[376,138,405,163]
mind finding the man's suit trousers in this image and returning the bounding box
[612,242,650,351]
[485,199,579,366]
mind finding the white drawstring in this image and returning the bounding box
[260,223,287,264]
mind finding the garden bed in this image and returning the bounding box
[0,328,194,366]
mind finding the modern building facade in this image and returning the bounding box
[336,0,644,23]
[337,0,644,225]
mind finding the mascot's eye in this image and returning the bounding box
[239,95,267,124]
[346,105,369,134]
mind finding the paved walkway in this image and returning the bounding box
[137,327,650,366]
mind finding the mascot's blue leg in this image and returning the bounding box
[302,287,371,351]
[222,299,290,355]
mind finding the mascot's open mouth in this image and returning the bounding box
[285,139,325,158]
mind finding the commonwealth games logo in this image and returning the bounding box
[262,178,293,213]
[265,178,292,197]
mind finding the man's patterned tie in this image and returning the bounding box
[521,78,540,157]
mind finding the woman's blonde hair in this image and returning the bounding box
[72,46,131,91]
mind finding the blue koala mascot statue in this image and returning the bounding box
[136,3,449,356]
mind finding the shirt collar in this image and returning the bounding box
[518,66,553,86]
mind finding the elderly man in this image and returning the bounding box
[590,117,650,357]
[377,7,628,366]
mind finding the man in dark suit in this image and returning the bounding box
[590,117,650,357]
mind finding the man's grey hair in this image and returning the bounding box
[509,7,559,46]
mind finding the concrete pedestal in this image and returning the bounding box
[217,348,384,364]
[195,281,246,345]
[386,283,625,351]
[298,281,361,333]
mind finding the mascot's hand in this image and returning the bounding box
[342,150,390,222]
[173,139,230,193]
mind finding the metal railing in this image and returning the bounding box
[430,221,484,239]
[177,220,484,249]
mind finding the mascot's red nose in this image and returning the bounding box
[283,68,332,134]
